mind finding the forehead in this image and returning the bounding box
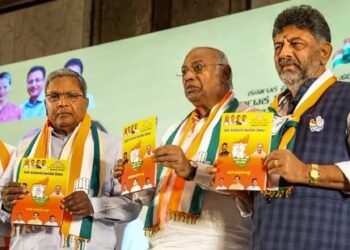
[0,78,10,85]
[28,70,44,79]
[68,65,82,74]
[46,76,81,92]
[183,48,219,65]
[274,25,316,42]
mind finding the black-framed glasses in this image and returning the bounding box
[45,92,85,102]
[177,62,225,77]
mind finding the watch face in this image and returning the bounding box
[310,170,319,179]
[190,161,198,168]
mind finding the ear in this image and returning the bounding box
[220,65,232,85]
[320,42,333,66]
[86,97,90,108]
[44,99,48,116]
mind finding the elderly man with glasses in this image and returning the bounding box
[0,68,142,250]
[120,47,257,250]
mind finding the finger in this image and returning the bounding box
[264,149,283,163]
[155,145,180,157]
[65,202,87,213]
[157,161,176,169]
[2,196,21,211]
[154,145,170,155]
[156,155,179,164]
[113,165,124,171]
[62,195,92,216]
[266,159,279,170]
[113,170,123,178]
[207,166,217,174]
[268,166,283,175]
[61,191,85,204]
[264,152,281,166]
[3,193,26,202]
[5,182,22,188]
[70,209,90,216]
[62,197,81,210]
[2,186,26,196]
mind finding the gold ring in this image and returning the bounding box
[274,159,279,168]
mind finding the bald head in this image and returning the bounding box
[186,47,232,88]
[181,47,232,116]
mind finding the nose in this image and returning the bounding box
[183,69,195,83]
[278,42,293,58]
[57,96,69,106]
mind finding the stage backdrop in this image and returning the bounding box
[0,0,349,248]
[0,0,349,145]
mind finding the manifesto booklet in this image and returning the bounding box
[214,112,273,191]
[121,116,157,194]
[11,158,70,227]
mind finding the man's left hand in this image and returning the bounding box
[155,145,190,178]
[265,149,308,184]
[61,191,93,217]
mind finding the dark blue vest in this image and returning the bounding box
[252,81,350,250]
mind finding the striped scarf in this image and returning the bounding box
[13,114,103,248]
[264,70,337,197]
[144,91,239,235]
[0,141,11,250]
[0,140,11,175]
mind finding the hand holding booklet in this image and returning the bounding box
[214,112,273,191]
[11,158,70,229]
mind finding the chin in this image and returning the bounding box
[186,92,200,101]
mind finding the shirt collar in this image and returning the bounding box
[37,91,46,102]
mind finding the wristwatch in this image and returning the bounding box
[184,160,198,181]
[309,163,320,185]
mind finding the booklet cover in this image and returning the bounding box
[121,116,157,194]
[214,112,273,191]
[11,158,70,228]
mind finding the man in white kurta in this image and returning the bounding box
[0,69,142,250]
[140,47,254,250]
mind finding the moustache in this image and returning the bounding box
[278,58,300,68]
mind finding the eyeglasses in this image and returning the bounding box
[45,92,85,102]
[28,78,44,84]
[177,62,225,77]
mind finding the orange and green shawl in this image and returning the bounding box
[13,114,103,248]
[145,91,239,235]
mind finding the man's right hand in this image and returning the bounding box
[1,182,27,212]
[113,159,124,182]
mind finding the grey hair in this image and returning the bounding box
[217,51,233,89]
[45,68,87,97]
[191,47,233,89]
